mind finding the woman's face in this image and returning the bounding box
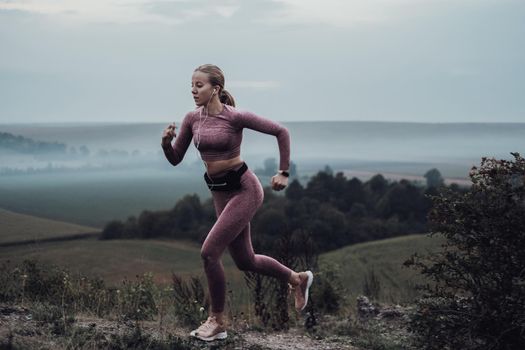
[191,70,217,106]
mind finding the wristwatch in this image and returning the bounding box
[278,170,289,177]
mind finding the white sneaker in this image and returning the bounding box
[189,315,228,341]
[291,270,314,311]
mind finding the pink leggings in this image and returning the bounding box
[201,163,293,313]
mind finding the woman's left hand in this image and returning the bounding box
[271,173,288,191]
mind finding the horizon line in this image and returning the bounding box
[1,120,525,126]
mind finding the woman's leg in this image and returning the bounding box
[222,170,313,313]
[201,198,258,313]
[201,168,266,314]
[227,211,312,312]
[227,222,292,281]
[201,167,304,315]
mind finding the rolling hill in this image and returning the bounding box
[0,208,99,244]
[319,233,445,303]
[0,209,444,307]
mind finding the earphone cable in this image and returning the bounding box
[194,91,214,185]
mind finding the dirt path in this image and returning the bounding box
[1,305,358,349]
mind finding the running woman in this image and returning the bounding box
[161,64,313,342]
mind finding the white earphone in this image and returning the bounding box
[196,87,219,147]
[194,86,221,182]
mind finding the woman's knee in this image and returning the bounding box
[200,246,220,265]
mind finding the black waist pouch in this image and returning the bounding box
[204,162,248,191]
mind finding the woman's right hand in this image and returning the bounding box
[161,123,177,145]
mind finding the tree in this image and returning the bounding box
[376,179,428,221]
[424,168,444,188]
[366,174,388,197]
[405,152,525,350]
[346,177,365,208]
[68,146,77,156]
[79,145,90,156]
[101,220,125,239]
[285,178,304,200]
[254,208,287,239]
[172,194,205,239]
[305,170,333,202]
[138,210,160,239]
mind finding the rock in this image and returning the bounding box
[356,295,379,319]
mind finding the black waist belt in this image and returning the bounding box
[204,162,248,191]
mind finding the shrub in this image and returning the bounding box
[405,152,525,350]
[245,228,319,331]
[117,273,158,321]
[362,267,381,301]
[31,301,76,336]
[170,273,208,327]
[101,220,126,239]
[314,261,346,314]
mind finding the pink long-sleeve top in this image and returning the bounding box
[162,104,290,171]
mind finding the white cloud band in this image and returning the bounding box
[228,80,281,89]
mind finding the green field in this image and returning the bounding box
[0,169,211,228]
[0,168,280,229]
[0,236,240,283]
[320,233,445,304]
[0,236,254,313]
[0,210,252,308]
[0,208,444,311]
[0,208,99,244]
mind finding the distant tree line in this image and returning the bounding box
[0,131,149,159]
[0,132,154,178]
[0,131,69,155]
[101,166,466,253]
[0,131,94,158]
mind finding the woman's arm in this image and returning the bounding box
[236,109,290,171]
[161,112,194,166]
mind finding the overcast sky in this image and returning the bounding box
[0,0,523,124]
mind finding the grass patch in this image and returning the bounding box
[320,234,444,304]
[0,208,98,244]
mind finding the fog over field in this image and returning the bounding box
[1,121,523,226]
[2,120,523,174]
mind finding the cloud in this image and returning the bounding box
[141,0,241,21]
[228,80,281,89]
[0,0,242,24]
[266,0,392,26]
[1,0,502,27]
[0,0,504,27]
[0,0,453,26]
[263,0,500,28]
[0,0,155,23]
